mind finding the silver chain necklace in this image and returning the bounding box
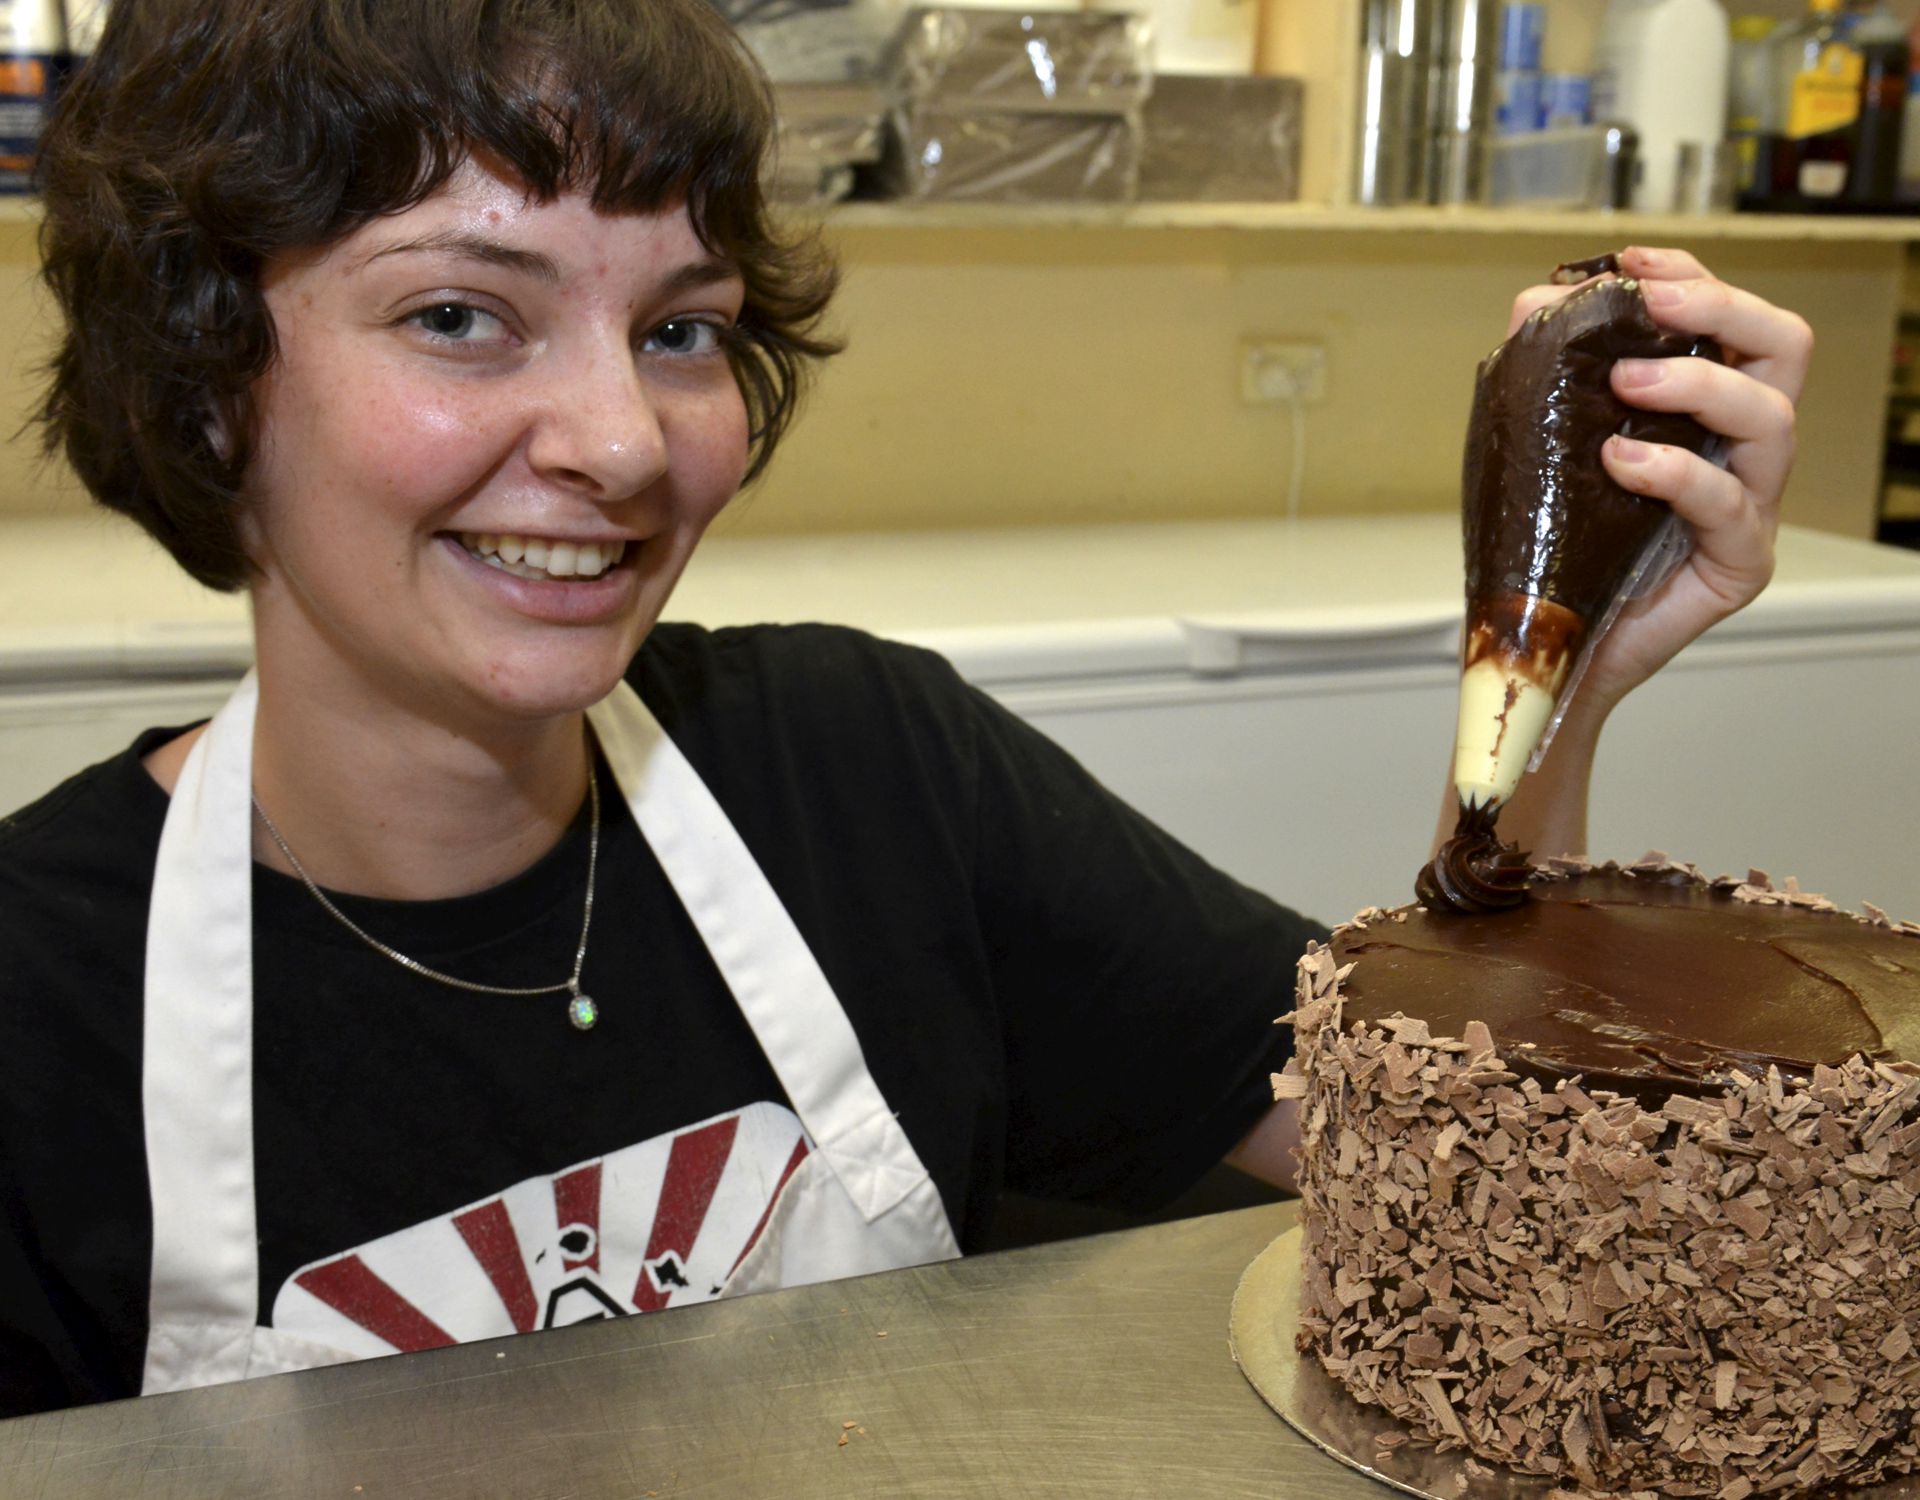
[250,769,603,1031]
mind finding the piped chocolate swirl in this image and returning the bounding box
[1415,803,1530,914]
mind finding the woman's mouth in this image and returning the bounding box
[455,531,629,582]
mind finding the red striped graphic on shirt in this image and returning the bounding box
[631,1115,739,1311]
[294,1254,456,1352]
[451,1199,538,1334]
[727,1134,811,1279]
[552,1161,603,1272]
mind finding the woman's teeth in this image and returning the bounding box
[458,532,627,581]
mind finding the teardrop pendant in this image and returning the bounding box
[568,993,599,1031]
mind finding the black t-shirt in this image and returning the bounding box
[0,623,1323,1416]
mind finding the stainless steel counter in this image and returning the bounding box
[0,1202,1398,1499]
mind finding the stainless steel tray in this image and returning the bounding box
[1229,1224,1919,1500]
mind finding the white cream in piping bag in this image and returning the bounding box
[1450,658,1558,812]
[1449,602,1582,813]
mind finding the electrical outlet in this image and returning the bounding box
[1241,341,1328,404]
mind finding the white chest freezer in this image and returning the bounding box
[3,514,1919,925]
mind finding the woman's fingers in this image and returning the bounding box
[1611,355,1797,507]
[1634,276,1815,403]
[1507,282,1575,336]
[1616,245,1715,283]
[1601,437,1775,611]
[1507,245,1708,336]
[1506,248,1812,404]
[1492,246,1801,705]
[1604,348,1789,618]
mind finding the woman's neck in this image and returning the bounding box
[133,637,599,903]
[244,668,594,902]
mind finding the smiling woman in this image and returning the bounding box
[0,0,1333,1416]
[36,0,834,595]
[243,169,753,741]
[0,0,1813,1432]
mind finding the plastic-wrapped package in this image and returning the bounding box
[881,105,1139,201]
[770,82,887,203]
[716,0,905,84]
[872,6,1150,202]
[1137,74,1301,202]
[884,6,1153,112]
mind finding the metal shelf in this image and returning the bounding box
[816,200,1920,243]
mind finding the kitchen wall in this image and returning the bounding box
[0,216,86,519]
[726,223,1895,540]
[0,211,1898,542]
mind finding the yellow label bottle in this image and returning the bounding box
[1785,40,1864,139]
[1768,0,1861,198]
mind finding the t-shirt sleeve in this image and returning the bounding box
[0,1139,105,1419]
[957,676,1328,1212]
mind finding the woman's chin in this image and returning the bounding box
[457,649,640,724]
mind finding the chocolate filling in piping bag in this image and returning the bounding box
[1420,254,1727,912]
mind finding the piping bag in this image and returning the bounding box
[1417,253,1727,914]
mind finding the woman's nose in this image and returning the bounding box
[525,346,669,501]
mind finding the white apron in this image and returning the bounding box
[139,671,960,1394]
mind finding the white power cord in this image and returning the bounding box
[1241,344,1314,524]
[1285,377,1307,526]
[1264,365,1309,525]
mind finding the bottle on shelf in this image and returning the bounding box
[1765,0,1862,203]
[1593,0,1732,213]
[1727,16,1778,198]
[1848,7,1908,205]
[0,0,64,194]
[1902,14,1920,200]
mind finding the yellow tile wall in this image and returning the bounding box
[722,223,1897,541]
[1,210,1900,543]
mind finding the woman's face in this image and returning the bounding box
[242,157,751,728]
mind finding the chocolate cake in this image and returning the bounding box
[1275,857,1920,1497]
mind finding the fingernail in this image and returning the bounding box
[1630,247,1665,271]
[1609,435,1654,464]
[1642,281,1685,308]
[1614,358,1665,387]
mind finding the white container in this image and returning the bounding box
[0,0,62,52]
[63,0,110,59]
[1487,124,1604,207]
[1138,0,1256,74]
[1592,0,1731,212]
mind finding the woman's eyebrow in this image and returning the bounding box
[352,234,740,297]
[654,257,744,298]
[354,231,563,283]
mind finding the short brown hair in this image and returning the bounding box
[36,0,839,591]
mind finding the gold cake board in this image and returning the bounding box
[1230,1225,1918,1500]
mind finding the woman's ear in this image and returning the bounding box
[203,404,233,462]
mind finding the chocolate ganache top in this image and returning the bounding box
[1336,867,1920,1106]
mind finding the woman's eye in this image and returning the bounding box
[409,303,505,342]
[645,319,724,357]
